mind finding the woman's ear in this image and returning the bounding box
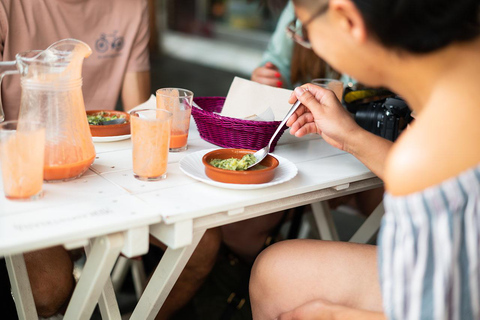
[329,0,367,44]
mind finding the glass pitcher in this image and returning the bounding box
[0,39,96,182]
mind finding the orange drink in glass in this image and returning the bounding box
[0,121,45,200]
[130,109,172,181]
[156,88,194,152]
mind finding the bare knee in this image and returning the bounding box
[25,247,74,317]
[250,241,289,318]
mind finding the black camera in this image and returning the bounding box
[343,88,413,141]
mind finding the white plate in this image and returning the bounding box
[92,134,131,143]
[179,149,298,190]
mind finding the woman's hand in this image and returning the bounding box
[287,83,360,152]
[287,83,393,179]
[251,62,285,88]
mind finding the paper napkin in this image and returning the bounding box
[221,77,293,121]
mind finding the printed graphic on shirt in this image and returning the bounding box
[95,31,124,59]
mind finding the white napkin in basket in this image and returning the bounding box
[221,77,293,121]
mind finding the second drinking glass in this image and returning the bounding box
[156,88,194,152]
[130,109,172,181]
[311,78,344,101]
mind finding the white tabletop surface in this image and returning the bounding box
[0,119,376,257]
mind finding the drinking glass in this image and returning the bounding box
[311,78,344,101]
[156,88,194,152]
[130,109,172,181]
[0,121,45,200]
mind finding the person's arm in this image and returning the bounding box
[278,299,386,320]
[345,125,392,179]
[121,70,151,112]
[287,84,392,179]
[121,0,151,112]
[257,1,295,88]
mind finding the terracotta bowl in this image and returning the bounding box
[86,110,130,137]
[202,149,279,184]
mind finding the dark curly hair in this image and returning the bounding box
[294,0,480,53]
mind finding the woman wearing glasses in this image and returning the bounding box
[250,0,480,319]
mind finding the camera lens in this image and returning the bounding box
[354,103,385,136]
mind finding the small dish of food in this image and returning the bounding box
[202,149,279,184]
[86,110,130,137]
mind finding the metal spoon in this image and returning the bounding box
[100,118,126,125]
[247,100,301,169]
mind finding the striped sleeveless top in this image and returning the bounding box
[378,164,480,320]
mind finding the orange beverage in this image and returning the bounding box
[131,109,172,181]
[43,143,95,181]
[156,88,193,152]
[0,121,45,200]
[170,132,189,149]
[44,153,96,181]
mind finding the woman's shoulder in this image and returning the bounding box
[384,101,480,196]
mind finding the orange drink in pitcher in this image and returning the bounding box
[130,109,172,181]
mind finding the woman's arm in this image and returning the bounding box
[259,1,295,88]
[121,70,151,112]
[287,84,392,179]
[345,127,392,179]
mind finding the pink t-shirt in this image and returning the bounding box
[0,0,150,121]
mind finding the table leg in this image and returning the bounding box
[311,201,340,241]
[129,229,206,320]
[97,278,122,320]
[5,254,38,320]
[349,201,384,244]
[63,232,124,320]
[85,240,123,320]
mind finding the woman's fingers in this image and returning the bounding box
[252,65,284,87]
[255,76,282,87]
[289,113,317,137]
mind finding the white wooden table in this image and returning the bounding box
[0,120,382,319]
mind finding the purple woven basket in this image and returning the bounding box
[192,97,287,152]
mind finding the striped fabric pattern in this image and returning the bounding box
[378,164,480,320]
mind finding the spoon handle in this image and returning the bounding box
[267,100,302,149]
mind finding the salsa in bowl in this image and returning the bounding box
[202,149,279,184]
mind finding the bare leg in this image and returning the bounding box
[250,239,382,320]
[151,227,222,320]
[24,246,74,318]
[221,211,285,264]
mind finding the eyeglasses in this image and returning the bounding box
[285,3,329,49]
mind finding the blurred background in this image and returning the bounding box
[148,0,285,97]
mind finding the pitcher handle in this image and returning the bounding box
[0,61,19,122]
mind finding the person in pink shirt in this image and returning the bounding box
[0,0,151,121]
